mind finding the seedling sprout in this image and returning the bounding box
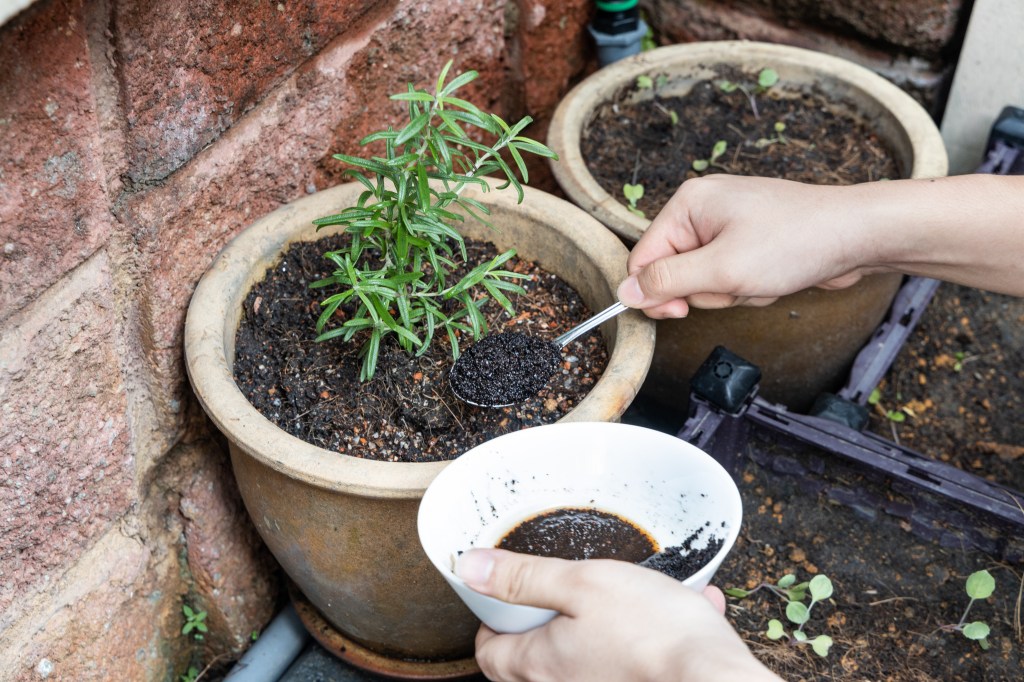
[726,573,835,657]
[940,569,996,650]
[692,140,728,172]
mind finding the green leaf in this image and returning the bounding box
[692,159,709,172]
[440,70,479,97]
[868,387,882,405]
[786,601,809,625]
[723,588,750,598]
[636,75,654,89]
[395,112,431,146]
[710,140,728,161]
[758,68,779,89]
[512,136,558,159]
[508,143,528,184]
[390,91,435,103]
[966,570,995,600]
[622,183,644,203]
[962,621,991,641]
[766,619,786,640]
[811,635,833,657]
[777,574,797,589]
[887,410,906,423]
[435,59,454,94]
[808,575,834,602]
[792,629,808,642]
[360,329,382,381]
[718,80,739,93]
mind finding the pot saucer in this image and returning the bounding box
[288,583,483,680]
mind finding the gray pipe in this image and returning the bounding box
[223,603,310,682]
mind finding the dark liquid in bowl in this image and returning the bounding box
[496,507,657,561]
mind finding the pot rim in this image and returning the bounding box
[547,40,949,243]
[184,181,655,498]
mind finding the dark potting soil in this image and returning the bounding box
[640,523,726,582]
[713,432,1023,682]
[868,283,1024,494]
[496,508,657,562]
[232,234,609,463]
[581,66,900,217]
[448,332,562,407]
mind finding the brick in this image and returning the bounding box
[115,0,388,184]
[0,0,113,321]
[122,0,510,432]
[514,0,593,116]
[3,529,185,681]
[645,0,949,114]
[0,251,133,618]
[731,0,967,59]
[177,439,279,653]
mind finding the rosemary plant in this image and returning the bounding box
[310,61,557,380]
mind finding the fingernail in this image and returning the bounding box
[617,276,645,307]
[456,549,495,588]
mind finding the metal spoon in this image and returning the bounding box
[449,301,629,408]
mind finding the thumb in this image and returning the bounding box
[618,250,729,309]
[456,548,580,613]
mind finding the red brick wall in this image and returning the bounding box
[0,0,966,678]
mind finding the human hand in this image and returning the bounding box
[616,175,877,318]
[456,548,780,682]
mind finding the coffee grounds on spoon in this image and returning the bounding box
[449,332,562,407]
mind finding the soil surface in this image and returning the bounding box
[233,234,608,463]
[715,436,1023,682]
[581,66,899,217]
[626,282,1023,681]
[868,283,1024,494]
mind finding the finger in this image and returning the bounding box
[626,186,706,273]
[620,249,735,310]
[456,548,583,612]
[702,585,726,615]
[475,623,498,649]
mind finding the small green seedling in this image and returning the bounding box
[182,604,209,641]
[941,569,995,649]
[179,666,200,682]
[755,121,788,148]
[623,183,645,217]
[636,75,654,90]
[692,140,728,172]
[718,67,779,119]
[654,102,678,126]
[953,350,966,372]
[726,573,835,657]
[868,387,907,423]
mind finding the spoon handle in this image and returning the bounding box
[553,301,629,349]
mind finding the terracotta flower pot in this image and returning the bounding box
[183,181,655,667]
[547,41,948,410]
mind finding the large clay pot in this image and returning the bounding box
[547,41,948,410]
[183,181,655,665]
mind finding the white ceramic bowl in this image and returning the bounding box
[417,421,743,634]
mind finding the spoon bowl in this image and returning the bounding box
[449,302,629,408]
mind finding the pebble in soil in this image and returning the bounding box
[449,332,563,407]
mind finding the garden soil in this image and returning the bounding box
[232,234,608,463]
[690,283,1024,681]
[581,66,899,216]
